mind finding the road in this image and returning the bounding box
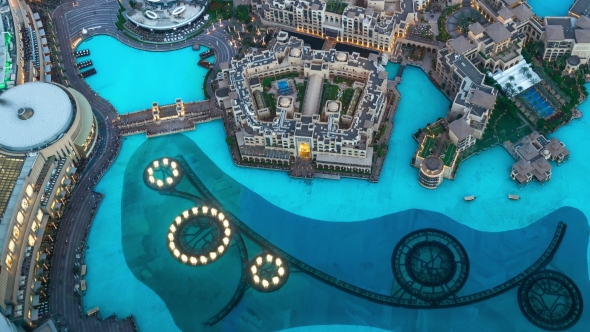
[47,1,235,330]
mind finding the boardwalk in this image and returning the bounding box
[113,99,224,136]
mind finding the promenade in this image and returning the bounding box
[45,0,235,330]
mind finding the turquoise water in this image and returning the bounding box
[76,35,212,114]
[83,62,590,330]
[528,0,575,17]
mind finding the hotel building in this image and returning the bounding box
[215,35,389,174]
[0,82,97,327]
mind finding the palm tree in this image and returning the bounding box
[517,86,524,94]
[504,82,514,96]
[508,75,516,83]
[519,66,530,76]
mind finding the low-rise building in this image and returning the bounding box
[217,35,389,174]
[508,132,569,184]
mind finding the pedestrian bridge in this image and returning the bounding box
[113,99,223,137]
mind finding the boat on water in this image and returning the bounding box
[508,194,520,200]
[464,195,476,201]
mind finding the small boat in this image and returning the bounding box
[464,195,476,201]
[508,194,520,200]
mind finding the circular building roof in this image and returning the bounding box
[567,55,581,66]
[336,52,347,61]
[0,82,74,152]
[279,97,291,107]
[328,101,339,112]
[290,48,301,57]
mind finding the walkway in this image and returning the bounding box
[46,0,235,330]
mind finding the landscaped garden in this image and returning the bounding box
[319,81,339,114]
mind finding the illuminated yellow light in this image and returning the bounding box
[223,237,230,246]
[210,252,217,260]
[191,207,198,214]
[251,265,257,274]
[272,277,279,285]
[153,160,159,168]
[218,245,225,254]
[278,267,285,276]
[166,177,173,184]
[200,256,208,264]
[224,228,231,237]
[276,258,282,267]
[211,208,218,216]
[223,220,229,228]
[149,176,155,183]
[172,169,179,177]
[171,161,177,169]
[262,279,269,288]
[253,275,260,284]
[147,168,153,175]
[163,158,169,165]
[169,224,176,232]
[181,254,188,263]
[156,180,163,187]
[202,206,209,214]
[266,254,273,263]
[169,242,175,250]
[256,256,263,265]
[218,213,225,221]
[173,249,180,257]
[168,233,174,241]
[190,257,197,265]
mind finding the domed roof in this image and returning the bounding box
[290,48,301,57]
[328,101,339,112]
[279,97,291,107]
[336,52,347,61]
[0,82,74,152]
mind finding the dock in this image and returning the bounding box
[76,60,93,69]
[198,59,214,69]
[192,43,200,51]
[200,49,214,59]
[74,49,90,58]
[80,68,97,78]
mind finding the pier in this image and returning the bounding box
[80,68,96,78]
[200,49,214,59]
[74,49,90,58]
[76,60,93,69]
[113,99,223,137]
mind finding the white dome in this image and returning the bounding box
[279,97,291,107]
[328,101,339,112]
[290,48,301,57]
[336,52,347,61]
[0,82,74,152]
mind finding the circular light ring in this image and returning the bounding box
[248,253,289,292]
[518,270,583,331]
[144,157,183,190]
[391,229,469,302]
[167,206,232,266]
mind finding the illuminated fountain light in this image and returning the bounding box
[156,179,163,187]
[249,253,290,292]
[171,161,177,169]
[147,168,154,175]
[172,169,179,177]
[149,176,155,183]
[163,158,169,166]
[153,160,159,168]
[167,205,232,266]
[166,177,173,185]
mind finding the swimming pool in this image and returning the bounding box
[75,35,212,114]
[527,0,575,17]
[520,87,555,118]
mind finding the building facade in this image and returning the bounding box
[0,82,97,327]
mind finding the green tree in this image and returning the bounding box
[262,77,272,88]
[226,136,236,146]
[236,5,250,23]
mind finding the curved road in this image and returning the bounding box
[47,1,235,330]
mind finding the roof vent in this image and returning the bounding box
[17,107,34,120]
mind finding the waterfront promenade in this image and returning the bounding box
[45,0,235,330]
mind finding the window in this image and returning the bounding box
[8,240,15,253]
[26,184,33,197]
[13,226,20,239]
[21,198,29,211]
[36,209,43,221]
[17,211,24,224]
[28,234,36,247]
[5,255,12,269]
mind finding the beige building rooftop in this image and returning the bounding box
[469,89,497,110]
[485,22,513,43]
